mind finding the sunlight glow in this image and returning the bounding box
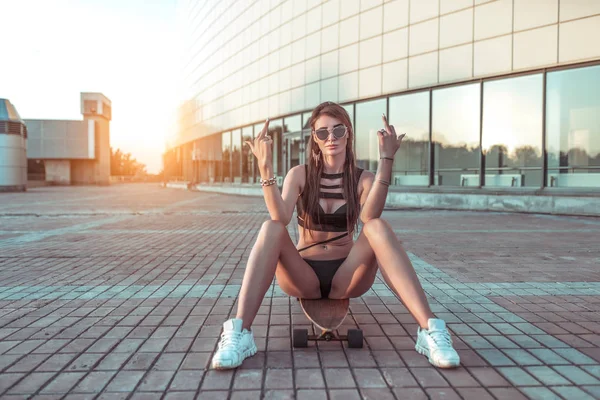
[0,0,178,174]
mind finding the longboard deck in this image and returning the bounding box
[300,298,349,331]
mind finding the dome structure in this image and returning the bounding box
[0,99,27,192]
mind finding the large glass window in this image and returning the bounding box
[232,129,242,183]
[483,74,543,187]
[242,126,253,183]
[303,112,312,164]
[356,99,386,171]
[284,115,302,171]
[221,131,231,183]
[268,119,284,177]
[433,84,481,186]
[389,92,430,186]
[546,65,600,188]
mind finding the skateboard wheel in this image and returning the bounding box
[293,328,309,348]
[347,329,363,348]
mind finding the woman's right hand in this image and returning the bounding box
[245,119,273,173]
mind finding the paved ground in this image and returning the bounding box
[0,184,599,400]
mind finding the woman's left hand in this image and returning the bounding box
[377,114,406,159]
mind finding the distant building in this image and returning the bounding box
[169,1,600,198]
[25,93,112,185]
[0,99,27,192]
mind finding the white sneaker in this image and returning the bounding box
[211,318,257,370]
[415,318,460,368]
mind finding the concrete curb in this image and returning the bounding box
[164,182,600,217]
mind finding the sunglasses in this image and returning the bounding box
[313,125,348,141]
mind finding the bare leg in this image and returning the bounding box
[362,218,434,329]
[236,220,321,330]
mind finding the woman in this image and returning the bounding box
[211,101,460,369]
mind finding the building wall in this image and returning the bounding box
[173,0,600,191]
[71,159,96,185]
[91,118,111,185]
[45,160,71,184]
[25,119,93,159]
[176,0,600,145]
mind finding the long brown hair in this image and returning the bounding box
[301,101,360,237]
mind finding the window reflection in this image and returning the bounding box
[221,131,231,183]
[303,111,312,165]
[284,115,302,170]
[546,65,600,188]
[232,129,242,183]
[389,92,430,186]
[483,74,543,187]
[242,126,253,183]
[356,99,386,171]
[433,84,481,186]
[268,119,283,177]
[343,103,354,150]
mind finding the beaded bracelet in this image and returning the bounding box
[380,157,394,161]
[260,177,277,187]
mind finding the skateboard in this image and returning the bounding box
[292,298,363,348]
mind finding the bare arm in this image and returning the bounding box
[246,119,303,225]
[359,114,405,222]
[359,161,392,222]
[260,165,303,225]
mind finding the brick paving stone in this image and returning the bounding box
[497,367,541,386]
[3,187,600,399]
[266,351,293,368]
[103,370,145,392]
[323,368,356,388]
[360,387,396,400]
[163,392,196,400]
[467,367,511,386]
[123,352,159,370]
[180,352,211,370]
[456,387,495,400]
[520,387,562,399]
[40,372,86,394]
[292,351,320,368]
[229,391,261,400]
[36,353,78,372]
[352,368,387,388]
[426,387,462,400]
[7,372,54,394]
[294,368,324,389]
[71,371,115,394]
[297,389,327,400]
[328,389,362,400]
[391,387,428,399]
[263,389,294,399]
[264,368,293,389]
[380,367,419,387]
[552,385,596,400]
[232,369,263,390]
[553,365,599,385]
[94,352,131,371]
[200,370,234,390]
[137,370,176,391]
[438,367,480,387]
[0,373,26,394]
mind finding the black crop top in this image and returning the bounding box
[296,165,364,232]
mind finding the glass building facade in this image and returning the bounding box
[170,0,600,192]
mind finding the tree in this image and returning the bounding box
[110,147,146,176]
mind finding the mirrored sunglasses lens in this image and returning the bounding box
[333,126,346,138]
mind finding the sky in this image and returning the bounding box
[0,0,179,174]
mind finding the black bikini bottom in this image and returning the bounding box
[303,258,346,298]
